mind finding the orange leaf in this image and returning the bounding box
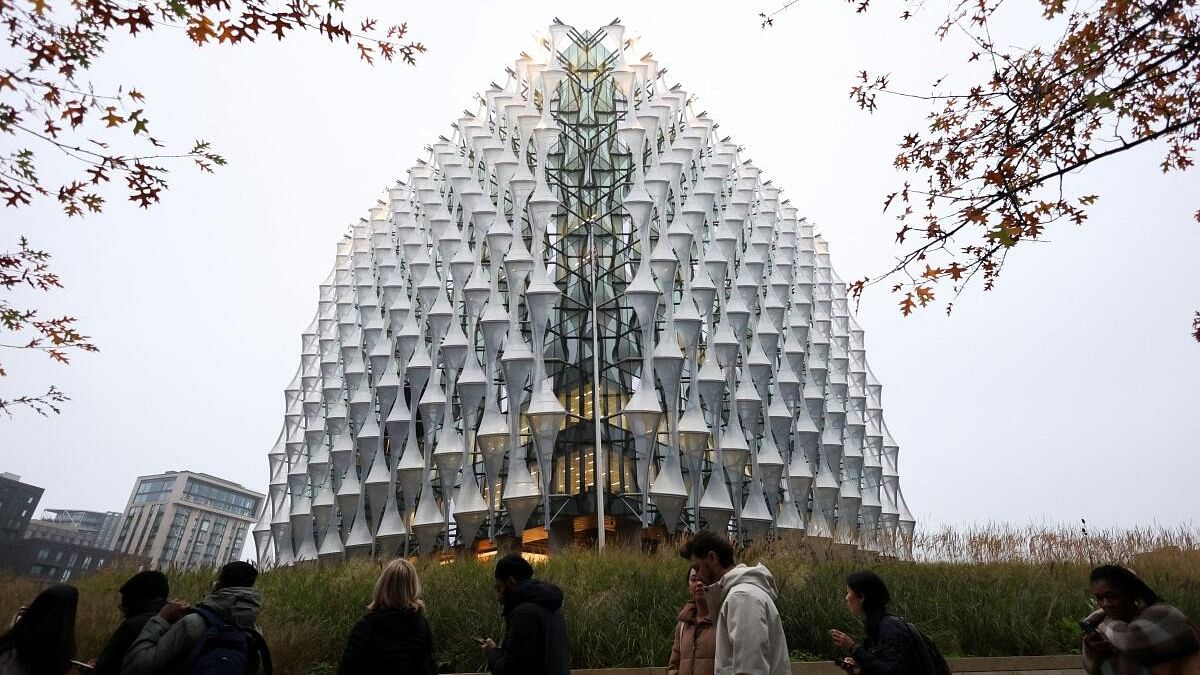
[101,106,125,127]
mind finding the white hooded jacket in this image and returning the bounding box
[704,563,791,675]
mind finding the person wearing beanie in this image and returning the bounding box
[92,571,170,675]
[480,554,568,675]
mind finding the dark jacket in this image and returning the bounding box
[852,611,921,675]
[486,580,568,675]
[124,587,267,675]
[93,601,165,675]
[337,606,436,675]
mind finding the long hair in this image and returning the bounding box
[370,558,425,612]
[1090,565,1162,606]
[846,571,892,612]
[0,584,77,675]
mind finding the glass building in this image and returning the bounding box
[256,21,915,565]
[113,471,262,570]
[42,509,123,550]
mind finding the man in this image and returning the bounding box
[124,560,271,675]
[481,553,568,675]
[93,570,169,675]
[681,530,790,675]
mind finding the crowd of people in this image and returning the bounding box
[2,531,1197,675]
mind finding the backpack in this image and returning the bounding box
[181,606,273,675]
[893,617,951,675]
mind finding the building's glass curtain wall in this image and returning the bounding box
[255,21,915,566]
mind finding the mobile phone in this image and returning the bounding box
[70,661,95,673]
[833,659,853,672]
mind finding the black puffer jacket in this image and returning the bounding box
[852,610,922,675]
[337,606,436,675]
[486,580,568,675]
[92,600,165,675]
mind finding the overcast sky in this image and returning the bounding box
[2,0,1197,535]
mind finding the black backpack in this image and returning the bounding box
[181,606,273,675]
[883,616,951,675]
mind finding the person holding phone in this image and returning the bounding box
[337,558,436,675]
[829,571,921,675]
[481,554,568,675]
[1082,565,1200,675]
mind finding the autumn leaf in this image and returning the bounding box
[129,110,148,135]
[915,285,935,306]
[187,15,217,44]
[101,106,125,127]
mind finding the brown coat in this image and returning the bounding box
[668,600,715,675]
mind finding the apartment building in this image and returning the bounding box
[112,471,263,570]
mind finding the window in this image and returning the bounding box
[142,509,165,555]
[181,479,258,517]
[30,565,42,576]
[36,548,48,562]
[114,508,138,551]
[82,556,92,569]
[133,477,176,505]
[161,508,191,564]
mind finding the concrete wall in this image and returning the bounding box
[457,655,1086,675]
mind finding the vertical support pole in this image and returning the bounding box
[589,223,606,551]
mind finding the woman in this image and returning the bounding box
[829,571,921,675]
[1083,565,1200,675]
[337,558,436,675]
[667,565,715,675]
[0,584,78,675]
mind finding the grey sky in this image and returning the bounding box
[2,0,1197,534]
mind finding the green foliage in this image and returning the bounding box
[2,548,1198,675]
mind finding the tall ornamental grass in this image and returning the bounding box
[1,523,1196,674]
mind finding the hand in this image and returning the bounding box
[481,638,497,654]
[158,600,191,623]
[1084,632,1115,656]
[830,629,857,650]
[844,657,862,675]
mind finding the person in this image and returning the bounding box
[680,531,790,675]
[123,560,271,675]
[667,565,716,675]
[480,553,568,675]
[337,557,436,675]
[1082,564,1200,675]
[829,571,922,675]
[0,584,78,675]
[93,570,170,675]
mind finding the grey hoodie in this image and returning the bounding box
[123,587,265,675]
[703,563,791,675]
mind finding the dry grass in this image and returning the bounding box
[1,523,1196,675]
[911,521,1200,565]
